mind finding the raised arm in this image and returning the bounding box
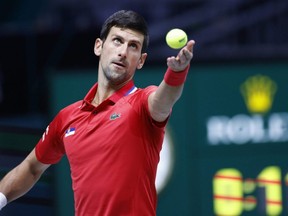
[148,40,195,122]
[0,148,50,209]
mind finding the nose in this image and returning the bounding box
[118,43,128,58]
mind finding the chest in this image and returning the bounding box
[62,101,148,166]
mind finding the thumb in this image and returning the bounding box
[186,40,195,52]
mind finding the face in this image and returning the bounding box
[94,26,147,86]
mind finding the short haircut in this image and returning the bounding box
[100,10,149,53]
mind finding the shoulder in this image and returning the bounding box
[45,100,83,137]
[143,85,158,93]
[135,85,158,97]
[55,100,83,120]
[124,85,156,102]
[122,85,157,111]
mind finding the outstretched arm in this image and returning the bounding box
[0,148,50,209]
[148,40,195,122]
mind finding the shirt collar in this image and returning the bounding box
[81,80,136,110]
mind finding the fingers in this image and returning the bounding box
[177,40,195,62]
[186,40,195,52]
[166,39,195,71]
[178,48,192,63]
[167,56,179,69]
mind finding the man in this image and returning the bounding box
[0,10,195,215]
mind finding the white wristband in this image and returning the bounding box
[0,192,7,210]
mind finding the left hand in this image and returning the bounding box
[167,40,195,72]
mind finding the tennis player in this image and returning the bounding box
[0,10,195,215]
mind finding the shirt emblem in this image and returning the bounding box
[65,127,76,137]
[110,113,121,120]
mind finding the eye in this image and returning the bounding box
[113,37,122,45]
[129,43,139,50]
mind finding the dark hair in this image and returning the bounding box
[100,10,149,53]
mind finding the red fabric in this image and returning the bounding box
[35,80,168,216]
[164,65,190,86]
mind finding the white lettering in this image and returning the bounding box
[207,113,288,145]
[269,113,288,142]
[226,114,252,144]
[207,116,230,145]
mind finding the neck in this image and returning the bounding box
[92,81,127,107]
[93,68,133,106]
[92,86,112,106]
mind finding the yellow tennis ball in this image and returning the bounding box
[166,28,188,49]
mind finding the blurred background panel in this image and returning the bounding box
[0,0,287,119]
[1,0,288,215]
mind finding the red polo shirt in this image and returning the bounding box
[35,80,167,216]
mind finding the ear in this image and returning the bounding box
[94,38,103,56]
[137,53,147,69]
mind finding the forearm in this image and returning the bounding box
[149,80,184,122]
[0,149,49,205]
[149,40,194,122]
[0,161,42,203]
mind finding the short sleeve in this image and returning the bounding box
[35,112,65,164]
[134,85,170,128]
[140,85,171,128]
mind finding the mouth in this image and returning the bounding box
[112,61,126,69]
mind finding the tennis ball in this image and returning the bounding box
[166,28,188,49]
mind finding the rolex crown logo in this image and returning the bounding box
[240,74,277,114]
